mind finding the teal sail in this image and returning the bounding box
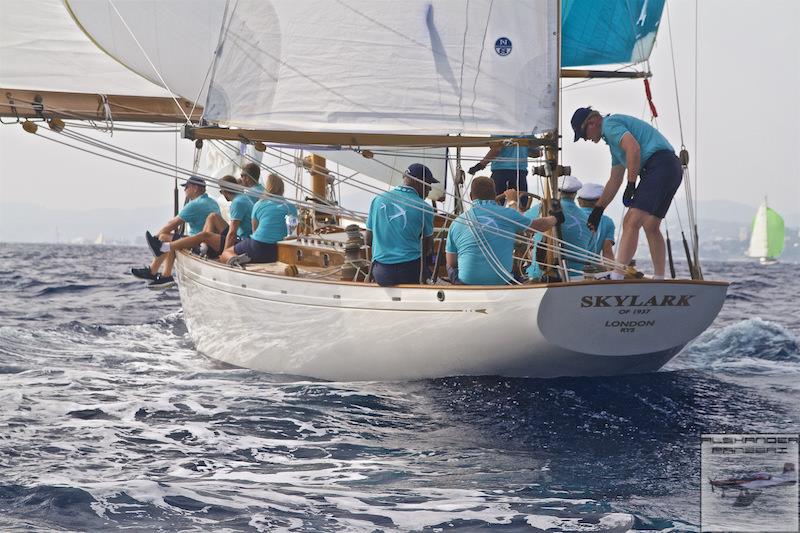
[562,0,666,67]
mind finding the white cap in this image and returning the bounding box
[577,182,604,200]
[559,175,583,193]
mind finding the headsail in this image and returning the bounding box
[561,0,665,67]
[747,199,785,259]
[65,0,558,137]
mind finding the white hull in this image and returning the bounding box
[175,252,728,381]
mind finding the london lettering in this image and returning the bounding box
[580,294,694,308]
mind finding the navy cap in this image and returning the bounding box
[405,163,439,184]
[570,107,593,142]
[182,175,206,188]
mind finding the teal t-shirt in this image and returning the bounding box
[446,200,530,285]
[581,206,615,256]
[491,142,528,171]
[526,198,591,279]
[178,193,221,236]
[229,194,254,238]
[251,198,297,244]
[366,185,434,264]
[245,183,265,204]
[602,114,674,169]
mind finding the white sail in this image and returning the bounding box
[65,0,558,136]
[747,201,770,258]
[0,0,170,96]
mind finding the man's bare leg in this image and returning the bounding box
[642,215,666,278]
[614,208,649,276]
[203,213,228,234]
[166,231,223,253]
[161,251,176,277]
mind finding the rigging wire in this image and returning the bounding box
[107,0,191,123]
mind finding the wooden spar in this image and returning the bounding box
[560,69,651,79]
[307,154,328,200]
[184,125,553,149]
[0,88,201,122]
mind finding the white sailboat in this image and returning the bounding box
[1,0,728,381]
[746,197,785,265]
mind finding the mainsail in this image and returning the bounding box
[561,0,665,67]
[747,199,785,260]
[65,0,559,137]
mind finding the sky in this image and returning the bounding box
[0,0,798,233]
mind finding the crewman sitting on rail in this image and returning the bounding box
[145,175,254,261]
[131,175,221,288]
[445,176,560,285]
[220,173,296,265]
[240,162,265,203]
[365,163,437,286]
[577,182,616,265]
[517,175,591,282]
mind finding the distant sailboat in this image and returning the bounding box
[94,233,105,245]
[747,197,784,264]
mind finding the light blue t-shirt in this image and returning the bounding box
[446,200,530,285]
[178,193,221,236]
[602,114,674,169]
[245,183,265,204]
[251,198,298,244]
[526,198,591,280]
[491,142,528,171]
[229,194,254,238]
[366,185,434,264]
[581,206,615,256]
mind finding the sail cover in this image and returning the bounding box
[561,0,665,67]
[65,0,558,137]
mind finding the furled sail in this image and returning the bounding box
[65,0,558,137]
[561,0,665,67]
[747,199,785,260]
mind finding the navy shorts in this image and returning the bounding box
[491,169,529,209]
[234,238,278,263]
[371,259,424,286]
[632,150,682,218]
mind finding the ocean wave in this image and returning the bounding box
[672,318,800,373]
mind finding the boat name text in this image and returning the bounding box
[580,294,694,308]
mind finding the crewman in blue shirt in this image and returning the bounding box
[577,182,616,265]
[221,173,296,265]
[571,107,682,280]
[521,175,591,281]
[467,138,540,209]
[446,176,560,285]
[146,175,254,261]
[240,162,265,204]
[366,163,437,286]
[131,175,221,288]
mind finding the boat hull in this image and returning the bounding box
[175,253,728,381]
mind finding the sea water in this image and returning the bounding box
[0,243,798,532]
